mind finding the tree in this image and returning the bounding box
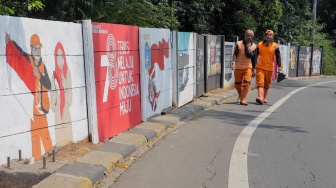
[29,0,93,21]
[0,0,44,16]
[317,0,336,47]
[173,0,224,34]
[92,0,178,29]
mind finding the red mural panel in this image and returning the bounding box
[92,23,142,141]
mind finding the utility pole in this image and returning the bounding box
[312,0,317,45]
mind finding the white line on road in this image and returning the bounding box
[228,80,336,188]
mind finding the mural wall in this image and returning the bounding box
[288,46,299,77]
[0,16,88,163]
[139,28,172,121]
[298,46,311,76]
[223,42,235,89]
[175,32,195,107]
[92,23,142,141]
[195,34,205,97]
[205,35,222,92]
[311,47,322,75]
[279,44,289,76]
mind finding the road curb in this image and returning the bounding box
[33,91,235,187]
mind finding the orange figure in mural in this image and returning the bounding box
[5,33,52,159]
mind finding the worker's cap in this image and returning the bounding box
[245,30,254,36]
[30,34,43,47]
[265,30,274,36]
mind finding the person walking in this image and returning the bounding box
[255,30,282,105]
[232,30,257,106]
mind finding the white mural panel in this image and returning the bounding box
[139,28,172,121]
[223,42,235,89]
[0,15,88,164]
[280,44,289,77]
[177,32,195,107]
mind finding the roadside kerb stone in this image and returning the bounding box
[169,108,193,121]
[109,133,147,149]
[150,115,179,126]
[204,95,226,104]
[76,151,122,171]
[94,142,136,160]
[192,100,216,109]
[55,162,105,185]
[32,173,92,188]
[198,97,218,105]
[125,127,157,141]
[136,122,166,136]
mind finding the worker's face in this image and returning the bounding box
[265,33,274,42]
[31,44,42,65]
[244,33,254,43]
[56,49,64,69]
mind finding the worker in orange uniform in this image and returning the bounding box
[6,33,53,159]
[232,30,257,106]
[255,30,282,105]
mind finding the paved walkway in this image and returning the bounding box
[28,76,335,187]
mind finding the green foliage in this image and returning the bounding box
[173,0,223,34]
[92,0,179,29]
[254,0,283,41]
[1,0,335,75]
[0,0,44,16]
[28,0,93,21]
[314,32,336,75]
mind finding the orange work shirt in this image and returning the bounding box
[232,41,256,69]
[256,41,279,71]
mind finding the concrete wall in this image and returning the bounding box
[139,28,172,121]
[0,15,88,162]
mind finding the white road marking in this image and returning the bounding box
[228,80,336,188]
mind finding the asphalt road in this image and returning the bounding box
[101,77,336,188]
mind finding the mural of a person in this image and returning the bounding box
[51,42,73,146]
[303,51,311,76]
[208,38,216,75]
[290,48,296,69]
[147,39,169,111]
[312,49,321,74]
[5,33,52,159]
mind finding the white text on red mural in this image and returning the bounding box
[117,41,139,116]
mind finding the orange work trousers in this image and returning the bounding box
[31,115,52,159]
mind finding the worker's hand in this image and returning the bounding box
[5,33,11,44]
[252,68,256,77]
[33,66,41,79]
[278,66,282,71]
[231,61,235,70]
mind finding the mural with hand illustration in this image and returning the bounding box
[140,28,172,121]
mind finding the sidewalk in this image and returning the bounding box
[32,88,238,188]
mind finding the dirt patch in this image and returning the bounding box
[46,139,104,163]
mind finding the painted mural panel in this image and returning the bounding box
[92,23,141,141]
[139,28,172,121]
[279,45,289,77]
[195,34,205,97]
[311,48,322,75]
[0,15,88,163]
[298,46,311,76]
[288,46,298,77]
[177,32,195,107]
[206,35,222,92]
[223,42,235,89]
